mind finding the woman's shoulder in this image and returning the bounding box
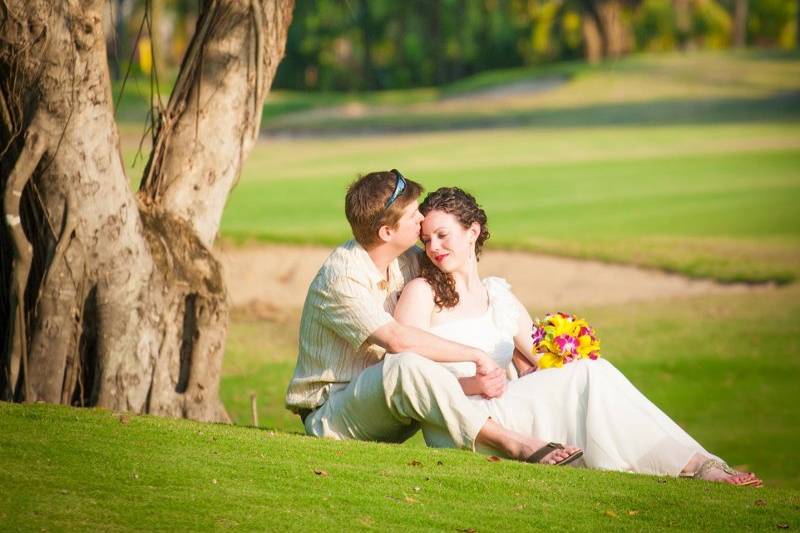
[483,276,520,337]
[482,276,512,293]
[402,277,435,299]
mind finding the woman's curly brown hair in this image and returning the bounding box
[419,187,490,309]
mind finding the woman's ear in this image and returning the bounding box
[468,221,481,242]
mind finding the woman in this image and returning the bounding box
[394,187,761,486]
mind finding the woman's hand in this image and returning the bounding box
[512,348,538,377]
[474,352,501,376]
[459,368,507,399]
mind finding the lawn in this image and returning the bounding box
[221,284,800,489]
[119,50,800,283]
[2,401,798,531]
[221,125,800,283]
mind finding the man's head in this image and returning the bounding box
[345,169,424,249]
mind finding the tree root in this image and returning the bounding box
[3,118,46,399]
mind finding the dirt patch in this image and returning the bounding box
[217,243,759,317]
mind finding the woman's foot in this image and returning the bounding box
[526,441,583,465]
[682,456,762,487]
[476,420,582,465]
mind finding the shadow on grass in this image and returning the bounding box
[263,91,800,137]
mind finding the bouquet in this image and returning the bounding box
[531,312,601,369]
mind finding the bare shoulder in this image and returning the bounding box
[401,277,435,301]
[396,277,435,327]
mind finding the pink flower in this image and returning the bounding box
[589,351,599,360]
[531,325,545,345]
[554,334,578,357]
[579,326,593,337]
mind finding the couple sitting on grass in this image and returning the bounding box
[285,170,761,487]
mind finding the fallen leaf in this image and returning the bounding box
[657,478,667,484]
[486,455,502,463]
[604,511,618,518]
[437,461,444,466]
[627,510,639,516]
[408,460,422,467]
[754,499,767,507]
[776,524,789,529]
[404,495,418,504]
[212,479,218,485]
[414,486,421,492]
[457,528,476,533]
[313,469,328,477]
[513,503,525,511]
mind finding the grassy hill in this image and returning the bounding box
[2,402,798,531]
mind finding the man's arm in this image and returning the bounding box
[387,278,499,376]
[369,320,500,375]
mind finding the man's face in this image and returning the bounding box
[390,200,424,249]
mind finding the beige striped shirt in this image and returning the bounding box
[285,240,421,412]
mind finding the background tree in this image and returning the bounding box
[0,0,294,421]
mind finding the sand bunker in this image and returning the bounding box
[217,243,755,316]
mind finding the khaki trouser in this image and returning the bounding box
[304,352,489,450]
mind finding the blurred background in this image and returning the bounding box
[109,0,798,487]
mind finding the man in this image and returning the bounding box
[285,170,581,464]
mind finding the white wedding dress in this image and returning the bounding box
[423,277,718,476]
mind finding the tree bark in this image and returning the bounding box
[0,0,294,421]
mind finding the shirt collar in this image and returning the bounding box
[349,240,401,292]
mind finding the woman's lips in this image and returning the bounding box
[434,253,448,263]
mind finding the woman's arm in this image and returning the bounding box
[510,293,541,376]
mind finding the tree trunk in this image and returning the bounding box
[674,0,692,49]
[582,11,604,63]
[733,0,748,48]
[0,0,294,422]
[580,0,633,61]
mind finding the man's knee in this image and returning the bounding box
[387,351,440,377]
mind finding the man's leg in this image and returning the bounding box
[304,361,419,443]
[383,353,580,463]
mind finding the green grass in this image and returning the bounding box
[221,285,800,489]
[2,402,799,531]
[221,124,800,283]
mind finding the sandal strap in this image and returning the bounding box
[693,459,737,479]
[526,442,563,464]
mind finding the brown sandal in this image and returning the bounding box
[526,442,583,466]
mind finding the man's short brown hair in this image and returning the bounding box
[345,170,423,248]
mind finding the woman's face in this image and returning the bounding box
[420,209,479,273]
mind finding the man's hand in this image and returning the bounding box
[459,368,507,399]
